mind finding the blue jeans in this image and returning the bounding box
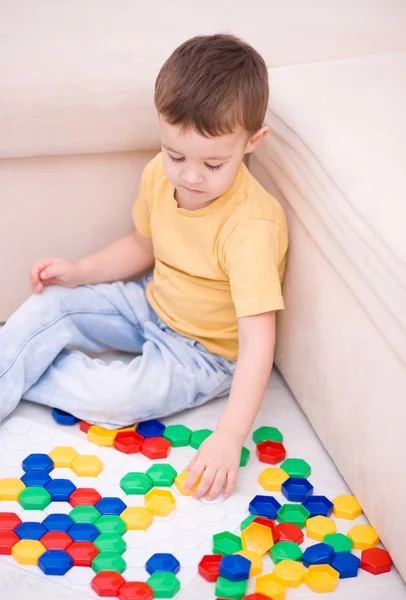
[0,275,236,428]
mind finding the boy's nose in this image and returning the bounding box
[182,169,204,186]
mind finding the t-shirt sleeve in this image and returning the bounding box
[222,219,288,318]
[131,160,155,239]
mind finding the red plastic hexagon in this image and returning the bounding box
[69,487,102,507]
[0,530,20,554]
[243,595,272,600]
[198,554,223,582]
[256,440,286,464]
[80,420,92,433]
[91,571,126,597]
[276,522,304,544]
[118,582,154,600]
[41,531,73,550]
[360,548,392,575]
[0,512,22,531]
[253,517,279,542]
[114,430,144,454]
[140,436,171,460]
[67,541,100,566]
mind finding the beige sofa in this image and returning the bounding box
[1,0,405,580]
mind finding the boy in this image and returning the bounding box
[0,34,288,501]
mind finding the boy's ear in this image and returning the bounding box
[245,126,269,154]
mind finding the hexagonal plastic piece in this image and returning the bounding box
[41,515,73,535]
[0,512,22,531]
[94,533,127,555]
[189,428,213,449]
[255,573,287,600]
[136,419,166,438]
[38,549,73,575]
[45,479,77,502]
[306,516,336,541]
[22,453,54,473]
[146,464,177,487]
[95,497,127,516]
[215,576,247,599]
[0,530,20,555]
[324,532,353,552]
[277,504,310,528]
[280,458,311,479]
[141,437,171,460]
[68,523,100,542]
[69,487,102,507]
[282,477,313,502]
[249,495,281,519]
[360,548,392,575]
[120,472,153,495]
[333,494,362,520]
[92,551,126,574]
[213,531,243,555]
[144,489,176,517]
[0,477,26,500]
[71,455,104,477]
[147,571,180,598]
[252,517,278,542]
[305,564,340,592]
[87,425,117,447]
[121,507,153,530]
[15,522,47,540]
[236,550,262,576]
[219,554,251,581]
[270,540,303,564]
[40,531,73,550]
[347,524,380,549]
[18,487,51,510]
[237,447,249,467]
[80,420,92,433]
[48,446,79,468]
[21,471,52,488]
[242,595,271,600]
[174,471,201,496]
[67,541,100,566]
[258,468,289,492]
[276,523,304,544]
[118,582,154,600]
[253,426,283,444]
[51,407,79,425]
[12,539,46,565]
[332,551,361,578]
[114,430,144,454]
[273,558,306,587]
[242,522,274,555]
[240,515,256,531]
[256,441,286,465]
[302,495,334,517]
[302,542,335,567]
[198,554,223,582]
[95,515,127,536]
[70,505,101,524]
[91,571,126,597]
[146,552,180,575]
[163,424,192,447]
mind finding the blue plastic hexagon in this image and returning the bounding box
[332,551,361,578]
[38,549,73,575]
[302,495,334,517]
[45,479,77,502]
[21,471,52,487]
[51,407,79,426]
[136,419,166,438]
[22,453,54,473]
[248,495,282,519]
[282,478,314,502]
[42,514,75,533]
[145,553,181,575]
[302,543,336,567]
[95,497,127,516]
[67,523,99,542]
[219,554,251,582]
[15,522,47,540]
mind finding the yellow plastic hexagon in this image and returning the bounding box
[347,524,380,549]
[333,494,363,520]
[121,507,153,530]
[174,471,202,496]
[306,515,337,541]
[12,540,46,565]
[305,564,339,592]
[273,559,306,588]
[236,550,262,576]
[258,467,289,491]
[242,522,274,554]
[87,425,117,447]
[48,446,79,468]
[71,455,104,477]
[117,425,137,432]
[255,574,287,600]
[0,477,26,500]
[144,489,176,517]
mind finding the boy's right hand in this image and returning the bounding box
[31,257,82,294]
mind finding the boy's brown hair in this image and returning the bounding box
[155,34,269,138]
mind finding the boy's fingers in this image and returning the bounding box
[224,469,238,498]
[184,463,203,491]
[193,467,217,500]
[207,470,227,501]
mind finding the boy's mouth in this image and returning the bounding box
[183,186,204,194]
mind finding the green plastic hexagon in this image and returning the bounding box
[147,572,181,598]
[277,504,310,528]
[190,429,213,450]
[94,533,127,555]
[240,515,256,531]
[92,551,126,573]
[270,541,303,564]
[213,531,243,555]
[280,458,311,478]
[253,426,283,444]
[120,472,153,495]
[324,533,354,552]
[146,464,178,487]
[95,515,127,535]
[163,424,192,447]
[216,576,248,599]
[240,447,250,467]
[70,505,101,524]
[18,487,51,510]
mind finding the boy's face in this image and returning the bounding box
[159,116,267,210]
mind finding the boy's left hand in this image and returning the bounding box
[184,429,242,501]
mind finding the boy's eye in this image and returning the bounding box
[205,163,223,171]
[168,154,185,163]
[168,153,223,171]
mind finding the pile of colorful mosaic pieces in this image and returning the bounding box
[0,409,393,599]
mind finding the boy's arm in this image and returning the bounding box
[185,311,276,500]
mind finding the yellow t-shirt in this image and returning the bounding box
[132,153,288,361]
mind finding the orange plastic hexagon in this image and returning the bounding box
[306,516,336,541]
[71,455,104,477]
[360,548,392,575]
[144,489,176,517]
[121,507,153,530]
[255,573,286,600]
[258,468,289,492]
[272,559,306,587]
[242,522,274,554]
[141,437,171,460]
[305,564,339,592]
[11,540,46,565]
[87,426,117,447]
[332,495,363,520]
[348,525,380,550]
[256,441,287,465]
[48,446,79,468]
